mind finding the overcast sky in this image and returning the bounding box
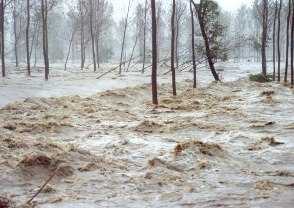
[112,0,254,21]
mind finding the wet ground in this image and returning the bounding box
[0,63,294,207]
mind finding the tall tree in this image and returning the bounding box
[89,0,97,72]
[0,0,5,77]
[26,0,31,76]
[190,0,197,88]
[192,0,220,81]
[285,0,291,82]
[13,0,19,68]
[151,0,158,105]
[41,0,49,80]
[261,0,268,77]
[119,0,132,75]
[291,0,294,87]
[171,0,176,96]
[142,0,148,73]
[277,0,282,81]
[273,0,278,81]
[79,0,85,70]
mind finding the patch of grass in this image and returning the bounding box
[249,73,272,83]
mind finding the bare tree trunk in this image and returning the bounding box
[277,0,282,81]
[190,0,197,88]
[171,0,176,96]
[142,0,148,73]
[79,0,85,70]
[29,19,39,60]
[193,1,219,81]
[95,34,100,69]
[261,0,268,77]
[273,0,278,81]
[119,0,131,75]
[285,0,291,82]
[13,0,18,68]
[175,15,179,69]
[151,0,158,105]
[89,0,97,72]
[26,0,31,76]
[42,0,49,80]
[0,0,5,77]
[291,0,294,87]
[64,30,75,71]
[126,33,139,72]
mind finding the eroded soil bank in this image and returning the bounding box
[0,78,294,207]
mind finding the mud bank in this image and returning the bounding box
[0,78,294,207]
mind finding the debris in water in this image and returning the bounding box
[174,140,223,157]
[255,180,274,191]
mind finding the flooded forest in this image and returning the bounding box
[0,0,293,207]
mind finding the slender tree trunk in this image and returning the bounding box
[171,0,176,96]
[291,0,294,87]
[175,17,179,69]
[193,1,219,81]
[79,0,85,70]
[277,0,282,81]
[95,34,100,69]
[261,0,268,77]
[119,0,131,75]
[151,0,158,105]
[89,0,97,72]
[26,0,31,76]
[126,33,139,72]
[29,20,39,60]
[285,0,291,82]
[13,0,19,68]
[0,0,5,77]
[273,0,278,81]
[42,0,49,80]
[65,30,75,71]
[190,0,197,88]
[142,0,148,73]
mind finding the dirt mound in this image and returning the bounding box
[174,140,224,157]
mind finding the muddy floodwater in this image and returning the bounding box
[0,63,294,207]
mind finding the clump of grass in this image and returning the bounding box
[249,73,272,83]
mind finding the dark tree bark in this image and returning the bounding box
[41,0,49,80]
[171,0,176,96]
[151,0,158,105]
[285,0,291,82]
[142,0,148,73]
[89,0,97,72]
[0,0,5,77]
[273,0,278,81]
[291,0,294,87]
[261,0,268,77]
[192,0,219,81]
[277,0,282,82]
[190,0,197,88]
[26,0,31,76]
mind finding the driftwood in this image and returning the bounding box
[96,56,140,80]
[25,166,59,205]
